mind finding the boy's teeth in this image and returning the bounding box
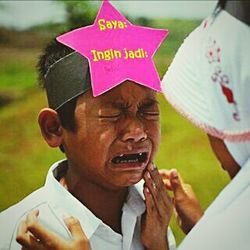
[112,152,147,164]
[120,159,139,163]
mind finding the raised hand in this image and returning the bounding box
[16,210,91,250]
[160,169,204,234]
[141,163,173,250]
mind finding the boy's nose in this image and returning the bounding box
[120,118,147,143]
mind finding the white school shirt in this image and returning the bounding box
[178,158,250,250]
[0,160,176,250]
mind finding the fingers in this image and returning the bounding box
[147,163,163,189]
[143,163,172,218]
[25,210,50,245]
[63,216,87,241]
[143,186,154,215]
[160,169,185,192]
[16,219,43,250]
[64,216,91,249]
[169,170,188,201]
[17,210,91,250]
[159,169,172,190]
[25,210,67,249]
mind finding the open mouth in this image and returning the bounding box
[112,152,148,164]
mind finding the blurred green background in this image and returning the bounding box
[0,1,229,245]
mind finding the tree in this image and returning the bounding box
[57,1,99,29]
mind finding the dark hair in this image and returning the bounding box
[213,0,227,18]
[215,1,250,26]
[217,0,227,10]
[37,40,77,133]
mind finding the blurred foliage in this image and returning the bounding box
[134,16,153,27]
[57,0,99,29]
[28,22,68,35]
[52,1,143,31]
[0,27,53,49]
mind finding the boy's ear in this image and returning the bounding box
[38,108,63,148]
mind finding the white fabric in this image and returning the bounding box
[178,158,250,250]
[225,140,250,167]
[0,160,176,250]
[161,9,250,250]
[162,10,250,142]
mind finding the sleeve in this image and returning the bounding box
[167,226,176,250]
[0,207,21,250]
[177,185,250,250]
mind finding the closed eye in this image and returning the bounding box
[139,111,159,120]
[142,112,159,116]
[99,114,121,120]
[138,99,159,120]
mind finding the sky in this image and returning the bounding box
[0,1,217,30]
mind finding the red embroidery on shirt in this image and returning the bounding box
[206,40,221,64]
[208,40,240,121]
[222,85,234,103]
[203,20,208,29]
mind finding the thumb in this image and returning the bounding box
[169,169,186,198]
[63,216,88,241]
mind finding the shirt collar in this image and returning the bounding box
[44,160,101,238]
[126,181,146,216]
[44,159,146,238]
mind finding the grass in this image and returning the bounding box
[0,19,230,245]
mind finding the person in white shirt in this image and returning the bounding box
[0,39,176,250]
[161,0,250,249]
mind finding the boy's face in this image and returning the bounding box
[62,81,160,190]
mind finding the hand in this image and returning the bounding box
[160,169,204,234]
[141,163,173,250]
[16,210,91,250]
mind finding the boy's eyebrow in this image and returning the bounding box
[110,101,132,110]
[139,98,159,108]
[108,98,158,110]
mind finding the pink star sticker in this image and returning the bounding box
[57,0,169,96]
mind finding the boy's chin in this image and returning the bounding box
[125,175,144,187]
